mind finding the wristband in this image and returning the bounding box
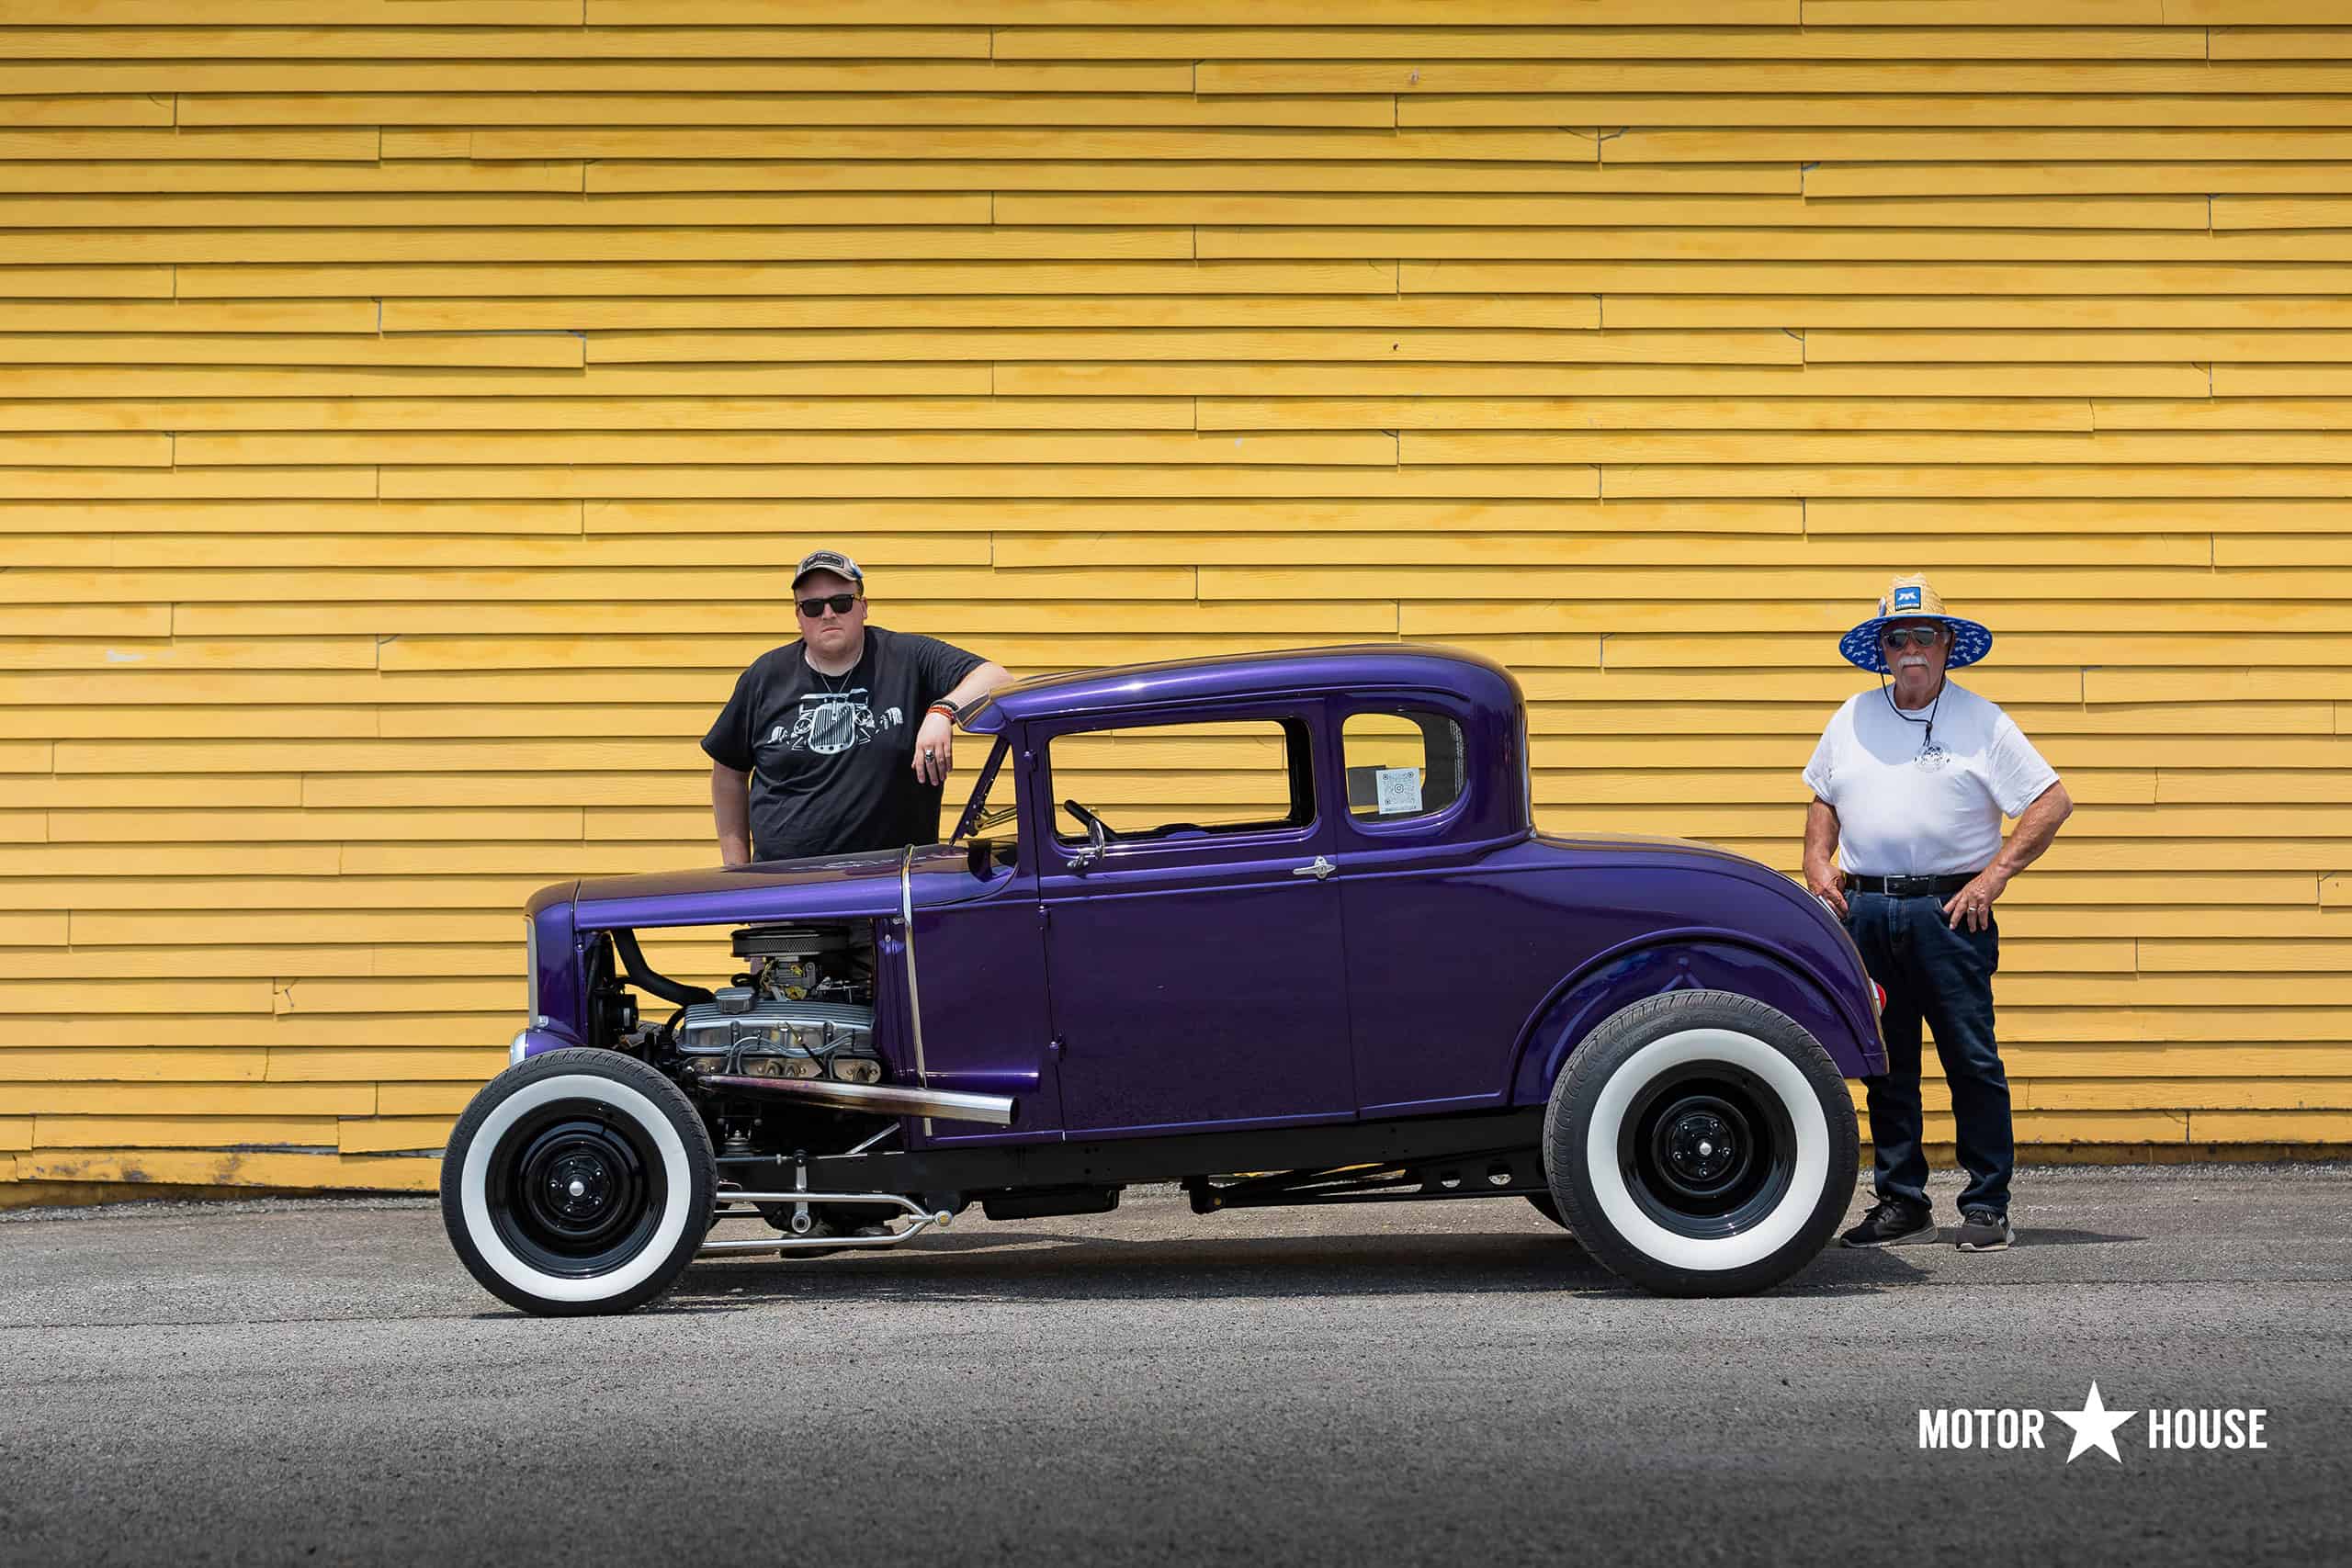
[928,700,961,722]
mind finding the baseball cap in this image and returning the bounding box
[791,549,865,590]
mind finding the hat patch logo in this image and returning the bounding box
[1842,573,1988,674]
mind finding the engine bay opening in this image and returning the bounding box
[677,924,885,1087]
[586,919,910,1233]
[588,921,889,1092]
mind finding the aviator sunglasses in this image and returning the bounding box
[1880,625,1945,650]
[797,592,861,618]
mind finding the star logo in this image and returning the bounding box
[2052,1382,2137,1464]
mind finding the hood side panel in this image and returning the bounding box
[572,845,1006,931]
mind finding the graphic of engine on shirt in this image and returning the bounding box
[763,691,905,757]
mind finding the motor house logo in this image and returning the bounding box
[1918,1382,2270,1464]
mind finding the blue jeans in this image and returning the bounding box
[1843,891,2013,1218]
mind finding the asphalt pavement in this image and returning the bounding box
[1,1163,2346,1568]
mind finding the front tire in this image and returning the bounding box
[441,1048,715,1316]
[1543,990,1857,1297]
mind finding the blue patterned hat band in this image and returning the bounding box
[1838,572,1994,674]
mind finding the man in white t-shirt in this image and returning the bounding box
[1802,574,2073,1253]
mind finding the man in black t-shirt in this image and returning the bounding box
[702,549,1013,865]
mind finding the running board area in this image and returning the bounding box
[1184,1145,1549,1213]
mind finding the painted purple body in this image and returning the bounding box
[515,645,1886,1149]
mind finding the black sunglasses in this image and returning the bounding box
[797,592,860,618]
[1880,626,1944,649]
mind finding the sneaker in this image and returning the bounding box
[1840,1198,1938,1248]
[1955,1209,2016,1252]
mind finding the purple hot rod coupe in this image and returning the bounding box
[442,646,1886,1314]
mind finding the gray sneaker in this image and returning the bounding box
[1955,1209,2016,1251]
[1840,1198,1938,1248]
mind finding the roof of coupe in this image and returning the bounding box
[961,643,1521,733]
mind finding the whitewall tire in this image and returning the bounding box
[440,1047,715,1316]
[1542,990,1857,1297]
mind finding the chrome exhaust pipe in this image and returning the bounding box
[699,1073,1016,1127]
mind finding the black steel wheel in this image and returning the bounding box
[441,1048,715,1316]
[1542,989,1856,1297]
[1618,1067,1797,1242]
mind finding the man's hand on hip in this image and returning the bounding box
[1943,866,2009,931]
[1800,797,1847,918]
[912,710,955,786]
[1804,859,1849,919]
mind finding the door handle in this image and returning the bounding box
[1291,855,1337,881]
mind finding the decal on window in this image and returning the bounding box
[1374,766,1424,816]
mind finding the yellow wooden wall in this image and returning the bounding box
[4,0,2350,1197]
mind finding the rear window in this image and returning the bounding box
[1341,709,1466,824]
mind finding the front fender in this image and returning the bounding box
[1507,932,1883,1109]
[525,882,585,1044]
[509,1022,587,1066]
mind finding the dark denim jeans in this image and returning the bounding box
[1844,891,2013,1218]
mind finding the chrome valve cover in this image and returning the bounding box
[675,998,875,1066]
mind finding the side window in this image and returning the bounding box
[1048,716,1314,844]
[1342,708,1466,824]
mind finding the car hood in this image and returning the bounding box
[569,844,1006,932]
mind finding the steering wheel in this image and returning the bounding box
[1061,798,1112,839]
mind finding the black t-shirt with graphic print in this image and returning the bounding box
[701,626,986,863]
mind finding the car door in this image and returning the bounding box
[1033,703,1357,1137]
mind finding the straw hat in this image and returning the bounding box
[1838,573,1992,674]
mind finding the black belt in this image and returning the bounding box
[1847,873,1977,897]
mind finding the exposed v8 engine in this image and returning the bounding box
[673,925,883,1085]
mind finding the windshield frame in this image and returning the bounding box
[947,733,1015,847]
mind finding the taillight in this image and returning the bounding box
[1871,981,1887,1016]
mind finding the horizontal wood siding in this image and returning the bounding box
[3,1,2349,1193]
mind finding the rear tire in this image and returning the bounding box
[441,1048,715,1316]
[1542,989,1857,1297]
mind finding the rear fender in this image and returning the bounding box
[1508,933,1878,1108]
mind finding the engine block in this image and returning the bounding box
[674,997,880,1082]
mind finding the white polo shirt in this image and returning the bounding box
[1802,680,2060,878]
